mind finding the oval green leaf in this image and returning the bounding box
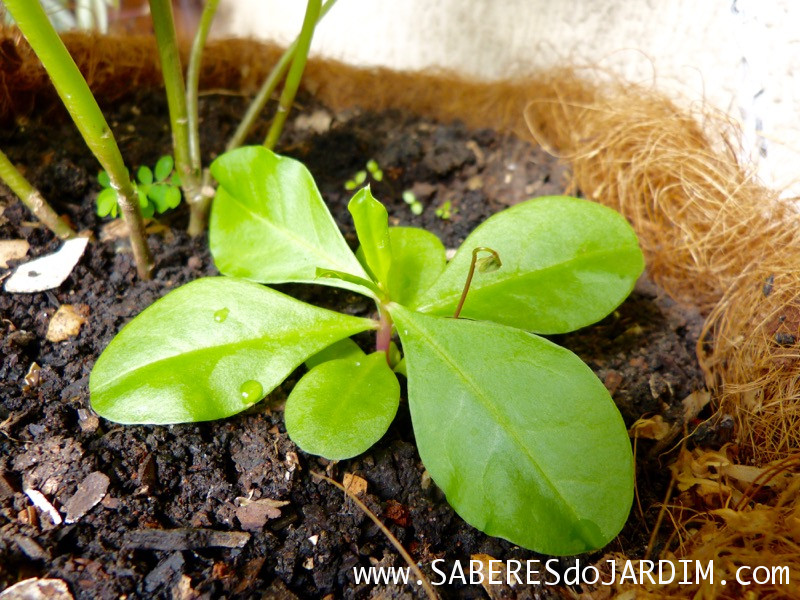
[97,170,111,188]
[305,337,364,370]
[166,186,182,209]
[386,227,446,306]
[90,277,376,425]
[285,352,400,460]
[96,187,118,217]
[412,196,644,333]
[137,165,153,185]
[147,184,171,213]
[154,155,174,181]
[209,146,369,295]
[348,186,392,286]
[390,304,633,555]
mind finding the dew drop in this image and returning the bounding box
[355,362,361,367]
[213,307,230,323]
[239,380,263,405]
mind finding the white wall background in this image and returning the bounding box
[215,0,800,195]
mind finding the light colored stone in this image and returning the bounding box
[4,237,88,293]
[46,304,88,343]
[0,239,29,268]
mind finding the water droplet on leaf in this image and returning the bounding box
[214,307,230,323]
[355,362,361,366]
[239,380,263,404]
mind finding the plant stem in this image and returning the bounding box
[226,44,293,153]
[376,308,394,362]
[183,0,220,235]
[186,0,219,175]
[453,247,502,318]
[228,0,337,153]
[263,0,322,150]
[4,0,153,279]
[148,0,207,235]
[0,148,75,239]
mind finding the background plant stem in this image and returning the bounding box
[186,0,219,175]
[0,148,76,239]
[3,0,153,278]
[229,0,336,153]
[182,0,220,236]
[148,0,206,235]
[263,0,322,150]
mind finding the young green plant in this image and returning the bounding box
[89,146,644,556]
[96,156,181,219]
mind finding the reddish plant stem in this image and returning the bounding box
[376,308,393,362]
[453,246,501,318]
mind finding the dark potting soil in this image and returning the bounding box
[1,89,709,599]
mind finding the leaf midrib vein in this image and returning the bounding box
[227,192,362,277]
[402,316,584,527]
[94,335,295,394]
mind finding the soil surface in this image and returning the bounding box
[1,90,709,599]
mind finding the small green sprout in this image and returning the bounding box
[345,158,384,190]
[96,156,182,219]
[344,170,368,191]
[366,158,383,181]
[402,190,423,215]
[435,199,456,220]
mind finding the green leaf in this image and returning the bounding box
[285,352,400,460]
[154,155,174,181]
[315,268,383,300]
[96,187,118,217]
[147,184,171,213]
[97,170,111,188]
[90,277,376,425]
[305,338,364,370]
[165,186,181,209]
[137,165,153,185]
[390,304,633,555]
[348,186,392,286]
[385,227,446,306]
[148,185,181,213]
[412,196,644,333]
[140,199,155,219]
[209,146,369,295]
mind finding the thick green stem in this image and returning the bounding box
[264,0,322,150]
[0,148,75,239]
[148,0,207,234]
[229,0,336,153]
[4,0,153,278]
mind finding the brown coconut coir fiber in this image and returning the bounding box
[3,31,800,598]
